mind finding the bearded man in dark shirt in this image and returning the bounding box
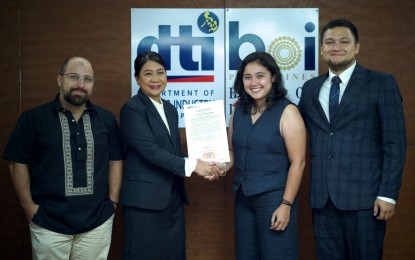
[3,57,124,259]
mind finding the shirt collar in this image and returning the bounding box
[149,97,164,110]
[329,61,356,86]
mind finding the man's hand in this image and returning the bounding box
[194,159,218,180]
[23,203,39,223]
[373,199,395,220]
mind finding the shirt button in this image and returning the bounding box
[78,147,82,151]
[329,132,334,136]
[328,154,332,159]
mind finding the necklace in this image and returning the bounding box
[252,105,266,115]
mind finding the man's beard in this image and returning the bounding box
[326,58,354,72]
[64,89,89,106]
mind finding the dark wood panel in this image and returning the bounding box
[0,2,26,259]
[383,145,415,259]
[0,1,414,259]
[185,177,228,260]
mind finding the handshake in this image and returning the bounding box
[193,159,230,181]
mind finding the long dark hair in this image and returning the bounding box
[233,51,287,114]
[134,51,166,77]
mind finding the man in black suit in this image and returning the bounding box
[298,19,406,259]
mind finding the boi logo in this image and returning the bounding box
[228,21,317,71]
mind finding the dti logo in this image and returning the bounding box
[136,11,219,83]
[228,21,316,71]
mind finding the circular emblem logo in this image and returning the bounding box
[197,11,219,34]
[268,36,302,70]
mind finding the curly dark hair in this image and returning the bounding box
[233,51,287,114]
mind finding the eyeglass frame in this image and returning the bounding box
[60,73,95,84]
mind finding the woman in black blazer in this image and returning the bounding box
[119,51,215,259]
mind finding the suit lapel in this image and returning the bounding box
[137,90,175,145]
[164,103,179,145]
[310,73,331,128]
[332,64,367,127]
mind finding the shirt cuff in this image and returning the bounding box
[377,196,396,205]
[184,158,196,177]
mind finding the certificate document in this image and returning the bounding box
[184,100,230,162]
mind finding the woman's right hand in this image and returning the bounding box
[194,159,221,180]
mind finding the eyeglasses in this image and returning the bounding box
[61,73,95,84]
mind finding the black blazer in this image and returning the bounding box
[299,64,406,210]
[119,89,188,210]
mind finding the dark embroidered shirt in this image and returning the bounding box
[3,95,124,234]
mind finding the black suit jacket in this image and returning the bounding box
[299,64,406,210]
[119,89,188,210]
